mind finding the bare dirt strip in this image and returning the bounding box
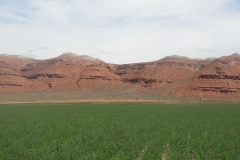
[0,99,185,104]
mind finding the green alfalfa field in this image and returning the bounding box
[0,102,239,159]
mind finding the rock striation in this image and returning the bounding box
[174,53,240,100]
[0,52,240,100]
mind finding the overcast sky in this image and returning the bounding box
[0,0,240,64]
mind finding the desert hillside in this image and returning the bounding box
[174,53,240,100]
[1,52,240,100]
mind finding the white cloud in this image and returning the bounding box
[199,46,219,52]
[0,0,240,63]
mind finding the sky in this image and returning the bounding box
[0,0,240,64]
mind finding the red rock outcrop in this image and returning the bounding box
[114,55,212,88]
[0,54,39,92]
[1,52,240,100]
[174,53,240,100]
[19,53,123,91]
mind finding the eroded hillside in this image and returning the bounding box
[1,52,240,100]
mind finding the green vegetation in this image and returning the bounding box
[0,102,239,159]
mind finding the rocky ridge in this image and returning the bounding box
[174,53,240,100]
[0,53,240,100]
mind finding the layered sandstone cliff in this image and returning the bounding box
[1,52,240,100]
[174,53,240,100]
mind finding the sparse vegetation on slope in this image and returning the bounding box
[1,53,240,100]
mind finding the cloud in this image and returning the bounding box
[26,49,37,59]
[98,51,120,56]
[38,47,49,50]
[199,46,219,52]
[0,0,240,63]
[0,1,35,24]
[200,46,212,51]
[26,47,50,59]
